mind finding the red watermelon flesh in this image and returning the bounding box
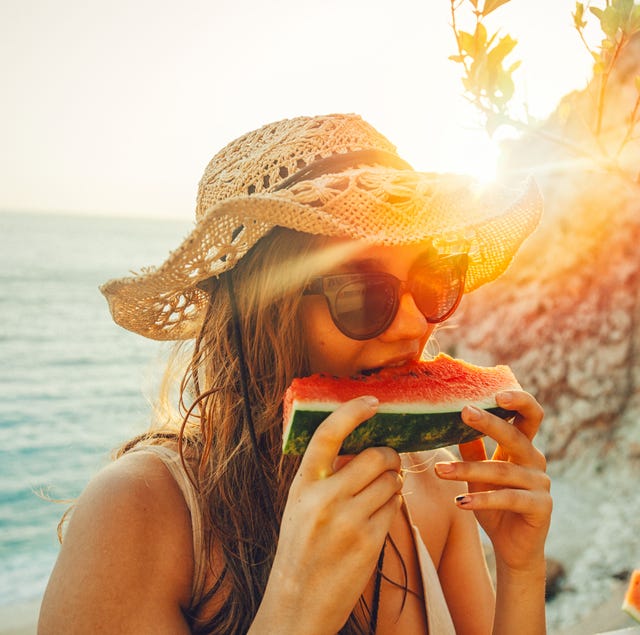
[623,569,640,622]
[282,353,521,455]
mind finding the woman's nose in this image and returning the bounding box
[378,292,430,342]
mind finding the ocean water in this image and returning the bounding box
[0,210,192,606]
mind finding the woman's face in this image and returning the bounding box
[300,243,441,377]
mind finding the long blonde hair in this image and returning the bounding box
[118,228,375,633]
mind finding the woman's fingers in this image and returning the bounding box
[445,389,548,499]
[293,396,402,523]
[435,458,552,532]
[495,390,544,441]
[351,466,404,512]
[336,446,402,493]
[460,394,545,468]
[298,396,379,481]
[435,459,551,493]
[442,390,552,575]
[368,491,404,538]
[454,488,553,521]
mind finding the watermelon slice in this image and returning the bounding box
[623,569,640,622]
[282,353,521,455]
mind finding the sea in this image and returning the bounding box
[0,210,193,607]
[3,212,639,634]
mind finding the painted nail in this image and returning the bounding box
[455,494,472,506]
[435,462,455,474]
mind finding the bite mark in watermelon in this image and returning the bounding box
[282,353,521,455]
[623,569,640,622]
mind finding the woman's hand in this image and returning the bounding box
[435,390,552,574]
[251,396,403,635]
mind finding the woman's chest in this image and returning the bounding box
[361,488,451,634]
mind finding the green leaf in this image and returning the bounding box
[474,22,488,49]
[628,4,640,33]
[508,59,522,73]
[613,0,634,21]
[482,0,511,17]
[573,2,587,29]
[496,70,515,103]
[589,6,604,19]
[488,34,518,64]
[459,30,477,55]
[470,57,491,93]
[601,5,621,37]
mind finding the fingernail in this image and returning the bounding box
[464,405,482,421]
[455,494,472,506]
[362,395,379,408]
[497,391,512,406]
[435,462,455,475]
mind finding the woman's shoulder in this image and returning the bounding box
[79,446,192,517]
[99,445,192,500]
[78,448,195,574]
[39,449,194,633]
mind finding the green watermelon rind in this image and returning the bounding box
[282,406,516,455]
[623,604,640,623]
[622,570,640,623]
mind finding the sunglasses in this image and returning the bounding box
[303,253,468,340]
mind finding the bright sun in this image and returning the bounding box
[398,123,502,185]
[456,137,501,184]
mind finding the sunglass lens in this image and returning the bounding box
[334,276,397,338]
[411,263,465,322]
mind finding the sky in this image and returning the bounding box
[1,0,595,219]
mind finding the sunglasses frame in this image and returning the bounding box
[303,253,468,340]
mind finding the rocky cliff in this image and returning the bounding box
[437,35,640,632]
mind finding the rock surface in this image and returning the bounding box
[437,35,640,633]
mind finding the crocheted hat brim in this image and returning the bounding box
[100,168,542,341]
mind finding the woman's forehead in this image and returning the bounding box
[321,240,431,272]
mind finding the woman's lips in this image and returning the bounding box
[363,353,419,372]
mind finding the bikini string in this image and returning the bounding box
[225,272,279,530]
[370,538,387,634]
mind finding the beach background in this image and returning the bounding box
[2,210,638,635]
[3,0,640,633]
[0,211,191,634]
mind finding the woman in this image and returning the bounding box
[39,113,551,634]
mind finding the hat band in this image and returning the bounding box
[272,149,413,192]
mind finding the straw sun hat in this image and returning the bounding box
[100,113,543,341]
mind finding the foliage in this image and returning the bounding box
[573,0,640,146]
[449,0,522,135]
[449,0,640,179]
